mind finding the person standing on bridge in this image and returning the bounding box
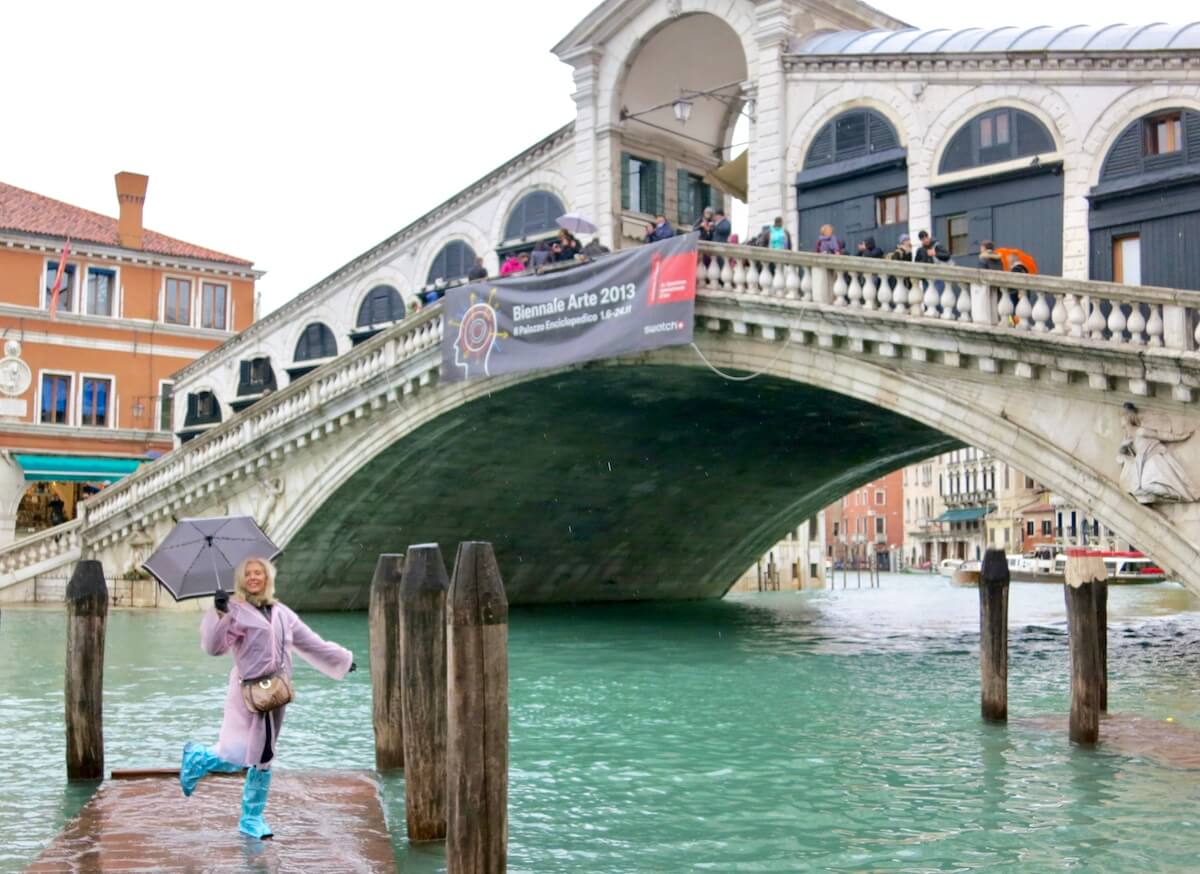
[179,557,356,840]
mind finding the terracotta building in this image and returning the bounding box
[824,469,905,571]
[0,173,259,544]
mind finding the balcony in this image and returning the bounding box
[943,489,995,507]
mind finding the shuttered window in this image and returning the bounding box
[426,242,477,286]
[356,285,405,327]
[295,323,338,361]
[804,110,900,169]
[1100,109,1200,182]
[504,191,565,240]
[676,169,714,226]
[939,109,1056,173]
[620,152,664,216]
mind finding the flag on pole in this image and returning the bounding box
[48,238,71,320]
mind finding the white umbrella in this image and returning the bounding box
[556,213,596,235]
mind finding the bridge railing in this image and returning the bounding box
[0,519,83,590]
[694,243,1200,351]
[82,307,446,529]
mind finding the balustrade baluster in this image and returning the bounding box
[1194,311,1200,348]
[696,258,708,288]
[846,272,863,307]
[1085,296,1107,339]
[876,274,891,310]
[1031,291,1051,332]
[745,259,760,295]
[1146,305,1164,347]
[757,262,773,295]
[1064,294,1084,337]
[719,258,733,290]
[785,265,801,299]
[1049,293,1066,334]
[833,271,849,306]
[1014,290,1033,332]
[939,284,957,320]
[997,289,1015,327]
[799,265,812,301]
[907,281,923,316]
[1107,302,1128,344]
[732,259,746,293]
[859,273,875,309]
[705,257,721,290]
[922,281,939,318]
[955,284,971,321]
[772,262,787,296]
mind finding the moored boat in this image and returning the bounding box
[951,560,981,586]
[1007,549,1166,584]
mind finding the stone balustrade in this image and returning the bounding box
[694,244,1200,352]
[0,519,82,586]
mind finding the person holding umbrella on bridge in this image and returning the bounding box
[143,517,356,840]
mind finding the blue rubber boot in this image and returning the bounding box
[238,766,274,840]
[180,742,241,797]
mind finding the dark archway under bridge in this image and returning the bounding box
[277,365,958,609]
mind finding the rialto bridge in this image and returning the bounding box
[2,246,1199,607]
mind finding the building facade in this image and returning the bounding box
[730,515,826,592]
[824,469,904,571]
[165,5,1200,441]
[0,173,258,543]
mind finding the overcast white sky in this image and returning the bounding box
[1,1,1189,314]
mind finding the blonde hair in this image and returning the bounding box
[234,557,277,606]
[820,223,834,236]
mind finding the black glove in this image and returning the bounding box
[348,661,357,673]
[213,588,229,613]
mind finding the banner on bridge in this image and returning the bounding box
[440,232,697,382]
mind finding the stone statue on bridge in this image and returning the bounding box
[1117,403,1198,504]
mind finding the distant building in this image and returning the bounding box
[0,173,259,544]
[824,470,904,571]
[731,516,825,592]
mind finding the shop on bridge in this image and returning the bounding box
[795,108,909,255]
[930,107,1063,274]
[1088,107,1200,291]
[12,454,143,534]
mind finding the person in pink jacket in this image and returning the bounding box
[179,557,355,840]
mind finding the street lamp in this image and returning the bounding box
[672,98,693,125]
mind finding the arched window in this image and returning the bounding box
[1099,108,1200,182]
[356,285,404,327]
[804,109,899,169]
[294,322,338,361]
[504,191,565,240]
[939,108,1055,174]
[182,390,221,428]
[426,241,477,286]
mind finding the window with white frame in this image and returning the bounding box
[86,267,117,316]
[80,376,112,427]
[201,282,228,329]
[44,261,77,312]
[874,490,885,506]
[875,516,885,538]
[164,277,192,325]
[40,372,72,424]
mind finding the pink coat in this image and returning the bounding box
[200,599,353,767]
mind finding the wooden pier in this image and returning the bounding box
[29,770,396,873]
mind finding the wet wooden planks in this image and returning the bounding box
[29,770,395,873]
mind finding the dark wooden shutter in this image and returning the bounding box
[868,112,898,152]
[805,123,834,168]
[967,210,993,253]
[677,168,690,224]
[620,153,631,210]
[1186,111,1200,165]
[940,127,974,173]
[1100,122,1143,181]
[652,160,665,216]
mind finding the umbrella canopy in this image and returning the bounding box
[556,213,596,235]
[142,516,281,601]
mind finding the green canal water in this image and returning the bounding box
[2,574,1200,872]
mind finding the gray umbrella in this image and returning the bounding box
[142,515,281,601]
[556,213,597,235]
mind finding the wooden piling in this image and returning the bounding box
[368,553,405,770]
[1095,579,1108,713]
[400,543,450,842]
[978,549,1009,723]
[1064,552,1107,746]
[65,561,108,781]
[446,541,508,874]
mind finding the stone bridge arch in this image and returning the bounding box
[256,327,1198,609]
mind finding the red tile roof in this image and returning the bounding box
[0,180,253,267]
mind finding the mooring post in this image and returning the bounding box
[978,549,1010,723]
[1064,551,1106,745]
[400,543,450,842]
[1095,578,1108,713]
[369,553,405,770]
[446,541,508,874]
[65,560,108,781]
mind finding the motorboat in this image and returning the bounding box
[938,558,963,577]
[950,560,981,586]
[1006,549,1166,584]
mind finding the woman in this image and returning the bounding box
[556,228,580,261]
[500,253,524,275]
[179,557,355,840]
[815,223,842,255]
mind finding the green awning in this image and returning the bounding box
[14,454,144,483]
[935,507,992,523]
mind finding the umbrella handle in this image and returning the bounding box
[208,547,225,594]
